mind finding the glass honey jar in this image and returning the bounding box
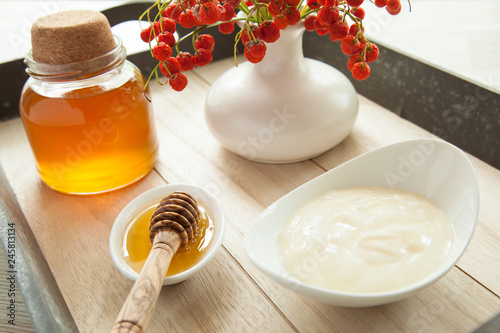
[20,10,158,194]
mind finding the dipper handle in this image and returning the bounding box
[112,191,199,332]
[112,228,180,333]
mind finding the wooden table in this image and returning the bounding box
[1,56,499,333]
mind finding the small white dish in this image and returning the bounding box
[109,183,226,285]
[245,138,479,307]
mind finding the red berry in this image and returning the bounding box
[386,0,402,15]
[158,32,176,46]
[241,26,262,45]
[313,18,330,35]
[329,19,349,41]
[163,3,182,20]
[176,52,196,71]
[304,15,317,31]
[153,21,162,36]
[285,0,300,7]
[387,5,401,15]
[346,0,364,6]
[365,43,379,63]
[219,21,235,34]
[374,0,386,7]
[352,7,365,20]
[218,4,226,20]
[259,21,280,43]
[274,14,289,29]
[159,63,170,78]
[313,18,328,31]
[226,0,242,7]
[244,40,267,63]
[153,42,173,61]
[178,10,197,28]
[325,0,339,5]
[162,3,175,18]
[284,7,301,25]
[167,57,182,74]
[250,41,267,58]
[169,73,188,91]
[220,3,235,21]
[191,5,204,26]
[244,49,259,63]
[386,0,401,10]
[268,0,282,17]
[160,17,176,33]
[347,55,362,71]
[194,48,213,66]
[340,35,363,55]
[140,26,153,43]
[199,2,221,25]
[351,62,370,80]
[316,25,330,36]
[348,23,364,36]
[317,7,339,26]
[307,0,321,9]
[159,57,182,77]
[195,34,215,52]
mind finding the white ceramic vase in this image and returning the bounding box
[204,24,359,163]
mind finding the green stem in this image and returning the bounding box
[144,61,161,92]
[239,1,250,14]
[345,11,366,42]
[234,31,241,67]
[300,8,319,18]
[139,0,161,22]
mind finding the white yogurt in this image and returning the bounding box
[278,187,454,293]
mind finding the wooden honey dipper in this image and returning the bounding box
[112,191,200,333]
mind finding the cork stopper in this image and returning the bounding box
[31,10,116,65]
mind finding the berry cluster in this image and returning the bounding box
[140,0,403,91]
[139,0,238,91]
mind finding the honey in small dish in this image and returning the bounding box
[121,204,214,276]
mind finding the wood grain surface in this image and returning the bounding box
[113,229,181,333]
[0,56,499,333]
[0,245,34,332]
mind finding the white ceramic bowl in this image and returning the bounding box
[109,184,226,285]
[245,138,479,307]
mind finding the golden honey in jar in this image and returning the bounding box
[122,205,215,276]
[19,10,158,194]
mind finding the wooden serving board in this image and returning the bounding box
[0,56,499,332]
